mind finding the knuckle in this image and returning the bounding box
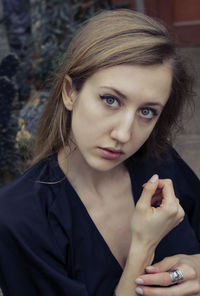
[179,208,185,220]
[177,204,184,214]
[166,205,178,217]
[180,205,185,213]
[178,216,184,223]
[167,203,184,221]
[165,178,173,186]
[162,275,171,286]
[190,268,198,280]
[136,202,146,212]
[144,182,155,191]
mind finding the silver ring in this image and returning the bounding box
[169,269,184,283]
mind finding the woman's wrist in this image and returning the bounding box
[130,233,157,254]
[128,242,155,268]
[114,241,155,296]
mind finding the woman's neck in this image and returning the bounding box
[58,147,128,201]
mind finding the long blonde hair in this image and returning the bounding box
[33,9,191,164]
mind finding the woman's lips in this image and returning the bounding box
[97,147,124,160]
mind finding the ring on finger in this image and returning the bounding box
[169,269,184,284]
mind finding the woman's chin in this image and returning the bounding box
[85,157,125,172]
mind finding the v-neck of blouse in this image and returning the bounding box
[53,154,143,271]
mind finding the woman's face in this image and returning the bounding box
[63,63,172,171]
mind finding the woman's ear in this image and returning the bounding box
[62,75,77,111]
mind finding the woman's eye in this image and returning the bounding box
[139,108,158,119]
[100,95,120,107]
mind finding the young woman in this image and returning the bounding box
[0,9,200,296]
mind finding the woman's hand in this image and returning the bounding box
[131,175,185,249]
[135,254,200,295]
[115,176,185,296]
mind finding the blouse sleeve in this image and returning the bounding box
[171,148,200,243]
[0,184,89,296]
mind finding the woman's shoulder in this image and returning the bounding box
[0,154,65,198]
[158,147,200,192]
[0,155,67,232]
[158,147,200,243]
[130,145,200,200]
[0,156,70,271]
[134,146,200,184]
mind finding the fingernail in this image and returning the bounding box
[146,265,155,270]
[149,174,158,183]
[135,278,144,284]
[136,287,143,295]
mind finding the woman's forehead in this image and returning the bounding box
[79,63,172,106]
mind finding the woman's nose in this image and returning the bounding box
[110,112,134,144]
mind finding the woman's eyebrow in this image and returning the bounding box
[100,86,164,108]
[100,86,127,100]
[143,102,164,108]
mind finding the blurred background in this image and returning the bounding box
[0,0,200,187]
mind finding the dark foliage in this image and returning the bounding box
[0,54,20,78]
[0,54,21,186]
[2,0,130,95]
[30,0,114,86]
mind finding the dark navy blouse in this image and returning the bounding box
[0,148,199,296]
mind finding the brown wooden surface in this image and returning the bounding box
[174,0,200,22]
[144,0,200,45]
[112,0,135,8]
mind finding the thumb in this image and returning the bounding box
[137,174,159,206]
[146,256,179,273]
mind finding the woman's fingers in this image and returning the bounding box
[140,177,178,208]
[136,272,172,287]
[155,179,185,222]
[146,255,180,273]
[156,179,176,205]
[132,176,185,246]
[136,281,199,296]
[151,193,163,207]
[136,174,159,207]
[139,177,184,220]
[136,269,185,287]
[136,255,200,296]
